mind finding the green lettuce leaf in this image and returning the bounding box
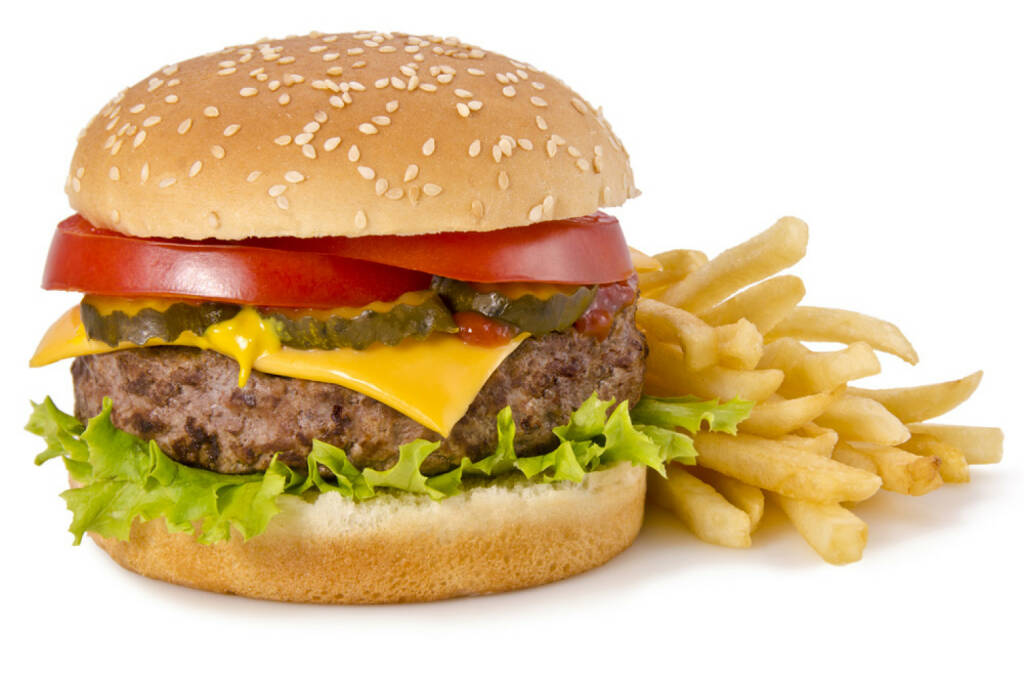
[28,392,751,545]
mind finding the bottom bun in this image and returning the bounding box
[90,462,646,604]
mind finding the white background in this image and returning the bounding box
[3,1,1021,675]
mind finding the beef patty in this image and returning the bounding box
[72,303,646,476]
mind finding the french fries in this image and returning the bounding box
[771,493,868,565]
[767,306,919,364]
[815,395,911,446]
[647,466,752,548]
[652,217,808,313]
[632,216,1002,564]
[847,371,983,423]
[693,432,882,504]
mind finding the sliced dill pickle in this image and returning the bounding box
[81,298,242,347]
[432,277,597,335]
[264,293,457,350]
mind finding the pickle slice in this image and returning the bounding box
[262,294,457,350]
[432,277,597,335]
[81,299,242,347]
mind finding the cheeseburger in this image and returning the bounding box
[28,31,746,603]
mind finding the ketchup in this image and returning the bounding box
[573,278,638,340]
[454,311,519,347]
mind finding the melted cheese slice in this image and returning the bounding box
[31,306,526,436]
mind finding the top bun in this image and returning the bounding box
[67,31,638,240]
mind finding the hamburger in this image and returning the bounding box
[28,31,748,603]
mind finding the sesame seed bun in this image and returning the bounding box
[88,462,645,604]
[68,31,638,240]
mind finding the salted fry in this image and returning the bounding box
[847,371,983,423]
[759,338,881,397]
[906,424,1003,464]
[816,395,910,446]
[901,434,970,483]
[637,249,709,292]
[637,299,717,371]
[714,319,763,370]
[767,306,918,364]
[771,493,867,565]
[645,342,784,401]
[833,442,942,496]
[647,466,752,548]
[739,392,837,437]
[693,432,882,503]
[628,247,662,273]
[652,217,809,313]
[776,432,836,457]
[689,466,765,530]
[795,423,839,456]
[698,275,806,334]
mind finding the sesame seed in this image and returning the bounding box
[278,94,291,105]
[323,136,341,152]
[491,146,502,163]
[302,122,320,134]
[327,66,344,76]
[408,75,420,91]
[576,158,590,171]
[246,171,262,183]
[159,177,176,188]
[536,116,548,130]
[165,95,179,104]
[71,177,81,192]
[279,56,296,64]
[499,138,513,156]
[552,134,566,145]
[571,98,588,114]
[309,45,328,53]
[471,199,484,217]
[140,163,150,183]
[218,68,237,76]
[211,145,225,159]
[379,46,396,53]
[467,68,485,76]
[347,47,364,55]
[223,124,241,136]
[602,186,612,203]
[385,187,404,200]
[404,164,419,182]
[593,156,603,173]
[420,83,437,92]
[162,64,178,76]
[276,196,289,210]
[189,161,202,177]
[204,106,219,118]
[529,204,543,222]
[422,138,436,156]
[267,80,281,91]
[371,115,391,126]
[543,195,555,213]
[285,170,305,183]
[167,78,180,87]
[468,100,483,111]
[400,65,417,77]
[498,171,509,190]
[530,96,548,107]
[390,76,406,90]
[546,139,558,157]
[218,60,236,68]
[454,88,472,98]
[348,145,360,162]
[375,178,389,196]
[292,132,312,145]
[208,213,220,228]
[437,73,453,84]
[329,95,344,108]
[374,78,389,89]
[110,139,124,155]
[130,103,146,114]
[274,135,292,146]
[133,131,147,148]
[456,102,470,117]
[468,140,481,157]
[323,52,340,61]
[314,111,328,123]
[502,86,516,97]
[357,166,376,180]
[423,183,442,197]
[103,135,116,149]
[496,73,509,84]
[516,69,529,80]
[302,144,316,159]
[518,138,534,151]
[567,146,581,158]
[111,209,120,224]
[385,100,399,113]
[531,81,545,90]
[268,184,286,197]
[358,123,378,135]
[239,87,258,97]
[354,210,367,230]
[109,167,120,181]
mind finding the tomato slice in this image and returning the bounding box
[256,212,633,284]
[43,215,432,308]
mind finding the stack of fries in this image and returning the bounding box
[634,217,1004,564]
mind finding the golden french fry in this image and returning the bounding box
[766,306,918,365]
[833,442,942,496]
[693,432,882,503]
[699,275,806,334]
[689,466,765,530]
[738,392,837,437]
[795,423,839,457]
[759,338,881,397]
[629,247,662,273]
[652,217,809,313]
[776,432,836,457]
[905,424,1003,464]
[847,371,983,423]
[645,342,784,401]
[816,395,911,446]
[637,299,717,371]
[714,319,763,370]
[901,434,970,483]
[647,466,752,548]
[771,493,868,565]
[638,249,709,292]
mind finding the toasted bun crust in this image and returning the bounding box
[68,31,638,240]
[90,462,645,603]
